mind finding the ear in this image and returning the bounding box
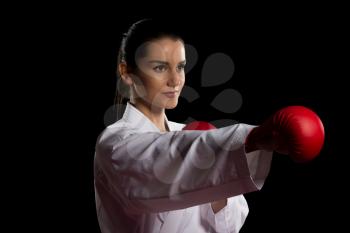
[118,63,134,86]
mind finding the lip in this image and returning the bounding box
[163,91,178,98]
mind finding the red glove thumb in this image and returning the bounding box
[245,106,325,163]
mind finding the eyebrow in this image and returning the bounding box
[148,60,186,65]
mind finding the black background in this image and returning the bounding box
[28,6,348,233]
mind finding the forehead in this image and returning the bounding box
[140,37,185,60]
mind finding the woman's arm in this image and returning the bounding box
[95,123,272,214]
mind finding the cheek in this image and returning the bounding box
[145,79,166,96]
[180,75,185,86]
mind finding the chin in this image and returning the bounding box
[166,105,177,109]
[165,100,178,109]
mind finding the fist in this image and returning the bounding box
[245,106,325,163]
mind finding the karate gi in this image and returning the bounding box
[94,102,272,233]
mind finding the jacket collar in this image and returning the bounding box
[121,102,171,133]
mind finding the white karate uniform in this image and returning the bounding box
[94,102,273,233]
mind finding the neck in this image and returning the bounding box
[130,98,168,132]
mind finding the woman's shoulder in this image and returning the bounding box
[96,120,134,150]
[96,119,186,150]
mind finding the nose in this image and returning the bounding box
[167,69,182,87]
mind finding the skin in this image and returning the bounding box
[119,36,227,213]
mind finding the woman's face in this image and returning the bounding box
[131,37,186,110]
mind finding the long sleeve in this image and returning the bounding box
[95,123,272,215]
[198,147,272,233]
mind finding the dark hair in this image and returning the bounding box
[115,18,184,120]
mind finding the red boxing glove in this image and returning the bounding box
[245,106,325,163]
[182,121,216,130]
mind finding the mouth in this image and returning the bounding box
[162,91,178,98]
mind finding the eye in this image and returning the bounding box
[177,64,186,72]
[153,65,167,72]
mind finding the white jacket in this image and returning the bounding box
[94,102,273,233]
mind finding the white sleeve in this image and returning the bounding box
[95,123,272,214]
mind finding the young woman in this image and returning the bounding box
[94,19,322,233]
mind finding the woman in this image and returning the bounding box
[94,19,273,233]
